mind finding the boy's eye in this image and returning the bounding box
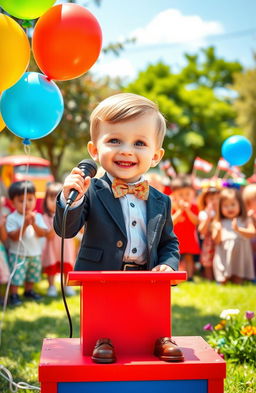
[108,138,120,144]
[135,140,145,146]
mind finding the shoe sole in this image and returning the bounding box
[91,357,116,364]
[157,355,184,362]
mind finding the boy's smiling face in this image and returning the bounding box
[88,112,164,183]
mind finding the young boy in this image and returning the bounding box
[6,181,48,306]
[54,93,183,362]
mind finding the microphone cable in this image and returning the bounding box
[59,159,97,338]
[60,203,73,338]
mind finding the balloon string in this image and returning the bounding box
[0,144,31,345]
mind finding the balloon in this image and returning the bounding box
[32,3,102,81]
[222,135,253,166]
[0,14,30,91]
[0,0,56,20]
[0,72,64,141]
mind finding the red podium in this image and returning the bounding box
[39,272,226,393]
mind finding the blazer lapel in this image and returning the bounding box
[146,188,165,250]
[95,173,127,238]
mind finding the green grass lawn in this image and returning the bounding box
[0,278,255,392]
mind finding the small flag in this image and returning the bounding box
[217,157,230,171]
[193,157,213,173]
[166,166,176,178]
[228,166,245,178]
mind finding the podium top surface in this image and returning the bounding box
[67,271,187,286]
[39,336,226,382]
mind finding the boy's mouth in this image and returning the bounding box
[115,161,136,168]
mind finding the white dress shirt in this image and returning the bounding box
[60,173,148,265]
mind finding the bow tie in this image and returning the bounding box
[112,178,149,200]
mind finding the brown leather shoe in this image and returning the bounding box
[154,337,184,362]
[91,338,116,364]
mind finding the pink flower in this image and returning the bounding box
[203,323,213,331]
[245,311,255,320]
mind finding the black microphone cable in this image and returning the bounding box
[60,159,97,338]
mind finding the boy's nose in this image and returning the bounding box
[119,145,133,155]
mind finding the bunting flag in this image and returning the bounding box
[217,157,230,171]
[193,157,213,173]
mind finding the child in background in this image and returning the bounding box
[171,175,200,281]
[242,184,256,280]
[42,182,76,297]
[212,188,255,284]
[0,198,9,305]
[198,187,220,280]
[6,181,48,306]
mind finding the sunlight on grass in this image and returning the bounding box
[0,278,255,393]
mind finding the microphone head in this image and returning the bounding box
[78,159,97,178]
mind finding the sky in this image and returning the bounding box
[67,0,256,81]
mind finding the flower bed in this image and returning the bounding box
[203,310,256,364]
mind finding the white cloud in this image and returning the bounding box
[130,9,224,47]
[93,58,136,79]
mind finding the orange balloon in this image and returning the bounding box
[32,3,102,81]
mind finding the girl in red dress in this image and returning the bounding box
[171,175,200,281]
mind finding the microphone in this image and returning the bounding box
[66,159,97,206]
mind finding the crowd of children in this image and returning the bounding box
[168,174,256,284]
[0,170,256,307]
[0,180,76,306]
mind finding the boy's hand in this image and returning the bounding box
[152,264,174,272]
[24,211,35,226]
[63,167,91,202]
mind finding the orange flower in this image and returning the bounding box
[215,324,224,330]
[240,326,256,336]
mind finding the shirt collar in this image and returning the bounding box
[106,172,145,186]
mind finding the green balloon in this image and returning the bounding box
[0,0,56,20]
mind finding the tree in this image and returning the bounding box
[124,47,243,173]
[232,68,256,173]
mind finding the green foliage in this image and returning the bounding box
[232,68,256,174]
[204,310,256,364]
[124,47,243,172]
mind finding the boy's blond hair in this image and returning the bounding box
[90,93,166,147]
[243,184,256,207]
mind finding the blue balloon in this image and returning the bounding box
[0,72,64,142]
[221,135,252,166]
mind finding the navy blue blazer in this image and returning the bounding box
[54,173,180,271]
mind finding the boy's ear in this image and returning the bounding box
[151,148,165,168]
[87,141,98,161]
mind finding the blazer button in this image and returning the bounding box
[116,240,123,248]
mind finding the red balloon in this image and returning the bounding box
[32,3,102,81]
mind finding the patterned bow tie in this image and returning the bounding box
[112,178,149,200]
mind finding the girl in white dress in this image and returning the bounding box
[212,188,255,284]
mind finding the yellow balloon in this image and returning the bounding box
[0,112,5,132]
[0,14,30,91]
